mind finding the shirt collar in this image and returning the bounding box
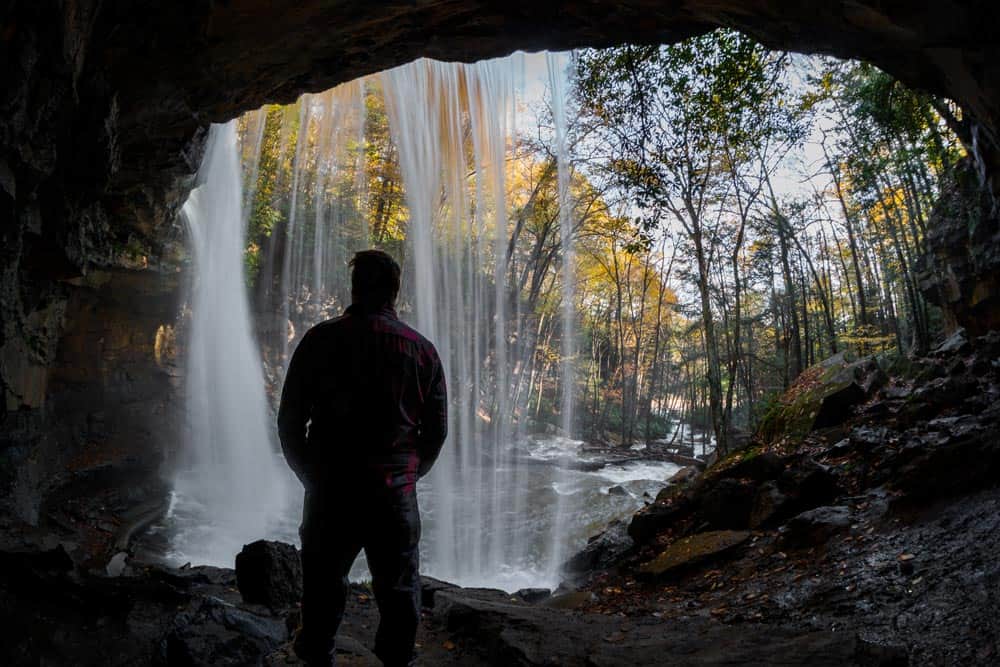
[345,303,398,320]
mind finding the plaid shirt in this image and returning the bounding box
[277,304,448,493]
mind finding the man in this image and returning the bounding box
[277,249,448,666]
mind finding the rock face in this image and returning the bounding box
[235,540,303,609]
[0,268,182,565]
[918,160,1000,336]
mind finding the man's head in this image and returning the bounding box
[350,249,401,309]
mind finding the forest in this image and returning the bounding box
[233,30,963,457]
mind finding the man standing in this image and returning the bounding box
[278,250,448,666]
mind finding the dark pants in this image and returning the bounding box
[296,481,421,666]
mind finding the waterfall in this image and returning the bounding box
[170,54,587,589]
[173,122,288,567]
[546,51,574,581]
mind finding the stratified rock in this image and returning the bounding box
[235,540,302,608]
[779,506,852,548]
[637,530,750,578]
[563,520,633,574]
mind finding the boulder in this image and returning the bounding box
[715,451,785,483]
[607,484,629,496]
[667,466,698,485]
[628,489,692,545]
[933,327,970,356]
[779,506,852,548]
[563,519,634,574]
[513,588,551,604]
[698,478,755,529]
[160,596,287,665]
[749,481,791,529]
[637,530,750,578]
[235,540,302,608]
[756,353,882,443]
[783,459,841,510]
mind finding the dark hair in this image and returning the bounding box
[350,249,401,307]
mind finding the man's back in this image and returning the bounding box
[277,303,447,490]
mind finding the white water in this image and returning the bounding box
[172,122,290,567]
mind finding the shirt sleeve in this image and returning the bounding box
[417,346,448,478]
[277,330,316,486]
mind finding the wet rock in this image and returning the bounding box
[628,489,691,545]
[541,590,598,609]
[563,519,633,574]
[749,481,791,529]
[779,506,852,548]
[235,540,302,608]
[715,451,784,483]
[756,353,881,443]
[786,460,841,509]
[160,596,287,666]
[421,576,459,609]
[513,588,551,604]
[933,327,970,356]
[893,428,1000,505]
[854,633,909,666]
[699,478,755,529]
[637,530,750,578]
[607,484,628,496]
[667,466,698,485]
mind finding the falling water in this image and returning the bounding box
[546,51,574,580]
[172,122,289,566]
[165,55,627,589]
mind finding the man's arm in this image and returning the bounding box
[417,350,448,478]
[277,330,315,487]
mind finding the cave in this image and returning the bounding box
[3,2,1000,665]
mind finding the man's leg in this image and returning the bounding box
[296,494,362,665]
[365,488,421,667]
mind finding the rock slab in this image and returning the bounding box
[235,540,302,608]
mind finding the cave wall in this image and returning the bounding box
[0,268,183,527]
[2,1,999,529]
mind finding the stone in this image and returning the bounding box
[637,530,750,578]
[160,596,287,665]
[607,484,628,496]
[698,478,755,529]
[756,353,881,443]
[715,451,784,483]
[934,328,970,356]
[563,519,634,574]
[235,540,302,608]
[854,633,909,666]
[513,588,551,604]
[421,575,459,609]
[628,490,692,545]
[779,506,852,548]
[667,466,698,485]
[749,481,791,529]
